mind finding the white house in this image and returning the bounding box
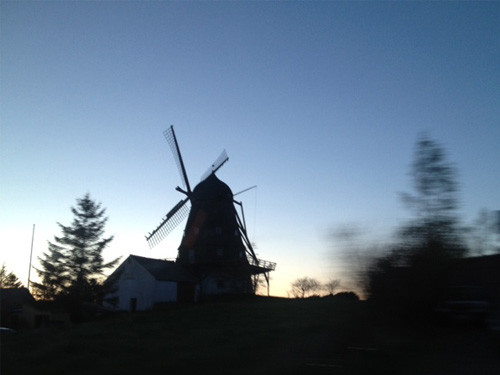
[104,255,199,311]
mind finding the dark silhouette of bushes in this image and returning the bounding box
[324,291,360,301]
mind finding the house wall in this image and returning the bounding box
[154,280,177,304]
[200,272,253,296]
[107,257,178,311]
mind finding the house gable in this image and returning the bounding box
[105,255,197,311]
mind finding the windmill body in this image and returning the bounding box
[146,126,275,299]
[178,174,254,295]
[178,173,246,266]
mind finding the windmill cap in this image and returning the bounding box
[192,173,233,202]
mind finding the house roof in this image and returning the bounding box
[130,255,197,283]
[1,288,36,312]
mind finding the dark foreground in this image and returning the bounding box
[2,297,500,374]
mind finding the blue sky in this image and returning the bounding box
[1,1,499,296]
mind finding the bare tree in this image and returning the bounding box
[323,278,341,295]
[290,277,321,298]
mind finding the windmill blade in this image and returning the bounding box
[146,198,190,248]
[163,126,192,193]
[200,149,229,181]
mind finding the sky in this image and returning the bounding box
[1,1,499,297]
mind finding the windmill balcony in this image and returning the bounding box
[247,256,276,271]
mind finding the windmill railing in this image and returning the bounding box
[247,255,276,271]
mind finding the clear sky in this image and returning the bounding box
[1,1,499,297]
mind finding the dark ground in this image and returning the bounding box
[2,297,500,375]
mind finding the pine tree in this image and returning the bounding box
[0,263,24,288]
[33,241,69,300]
[33,193,120,304]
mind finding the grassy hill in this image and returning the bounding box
[2,297,499,375]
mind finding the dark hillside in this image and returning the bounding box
[2,297,499,374]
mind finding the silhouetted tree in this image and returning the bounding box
[399,134,466,256]
[323,278,341,295]
[367,135,467,318]
[468,209,500,255]
[32,240,67,300]
[329,224,377,299]
[33,194,120,306]
[253,273,272,296]
[0,263,23,288]
[496,210,500,253]
[290,277,321,298]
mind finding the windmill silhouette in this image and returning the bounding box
[146,126,275,297]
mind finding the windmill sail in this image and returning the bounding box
[163,126,191,193]
[200,149,229,182]
[146,198,190,248]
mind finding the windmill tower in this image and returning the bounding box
[146,126,275,298]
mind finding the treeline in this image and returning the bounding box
[289,277,342,298]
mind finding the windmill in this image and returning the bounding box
[146,126,275,297]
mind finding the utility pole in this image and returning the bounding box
[27,224,35,290]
